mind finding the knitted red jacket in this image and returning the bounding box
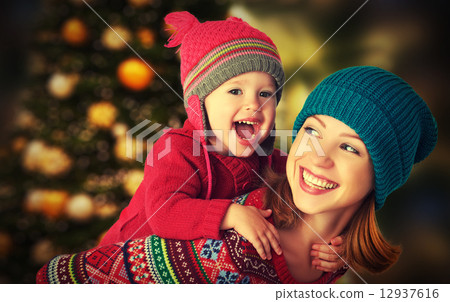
[37,188,346,284]
[99,120,287,246]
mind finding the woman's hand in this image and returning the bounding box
[310,236,346,272]
[221,203,282,260]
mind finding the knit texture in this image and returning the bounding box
[99,120,287,245]
[165,11,285,154]
[37,189,345,284]
[293,66,438,210]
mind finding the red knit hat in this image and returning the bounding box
[165,11,285,147]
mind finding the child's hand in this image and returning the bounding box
[310,236,346,272]
[221,203,282,260]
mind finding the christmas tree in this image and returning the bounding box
[0,0,229,283]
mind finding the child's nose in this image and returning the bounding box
[243,93,261,111]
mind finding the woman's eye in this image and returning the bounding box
[341,144,360,155]
[304,127,320,137]
[229,89,242,95]
[259,91,273,98]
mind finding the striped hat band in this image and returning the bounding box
[183,38,283,100]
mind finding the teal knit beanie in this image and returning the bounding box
[292,66,438,210]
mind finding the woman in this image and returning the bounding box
[36,66,437,284]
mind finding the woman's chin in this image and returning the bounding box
[292,197,320,216]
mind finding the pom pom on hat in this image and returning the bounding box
[292,66,438,210]
[165,11,200,48]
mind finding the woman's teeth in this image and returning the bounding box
[302,169,338,190]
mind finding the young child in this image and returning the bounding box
[99,11,341,265]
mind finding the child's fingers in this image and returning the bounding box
[254,229,279,260]
[311,238,346,273]
[310,249,340,262]
[256,209,279,243]
[250,238,267,260]
[330,236,344,246]
[263,230,281,257]
[252,236,271,260]
[258,208,272,218]
[265,223,282,255]
[312,243,341,254]
[261,234,272,260]
[314,265,336,273]
[312,258,345,273]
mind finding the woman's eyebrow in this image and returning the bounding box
[312,116,326,128]
[340,133,363,142]
[314,116,363,141]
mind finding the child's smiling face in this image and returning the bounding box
[204,71,277,157]
[287,115,374,216]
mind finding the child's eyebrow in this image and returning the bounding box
[226,78,245,85]
[225,79,276,88]
[227,80,241,85]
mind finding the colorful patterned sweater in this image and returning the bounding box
[36,189,346,284]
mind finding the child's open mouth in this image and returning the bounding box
[234,120,260,141]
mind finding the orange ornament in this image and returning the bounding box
[137,27,156,48]
[40,190,70,219]
[61,18,89,46]
[117,58,154,91]
[128,0,153,7]
[87,101,118,129]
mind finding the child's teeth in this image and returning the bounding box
[238,121,257,125]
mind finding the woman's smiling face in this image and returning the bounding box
[287,115,374,215]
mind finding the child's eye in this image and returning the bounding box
[259,91,274,98]
[229,89,242,95]
[340,144,360,155]
[304,127,320,137]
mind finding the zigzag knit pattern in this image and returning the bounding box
[36,190,345,284]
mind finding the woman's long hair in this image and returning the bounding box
[263,167,401,274]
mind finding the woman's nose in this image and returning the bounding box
[310,148,334,169]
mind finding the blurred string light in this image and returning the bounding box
[22,140,73,178]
